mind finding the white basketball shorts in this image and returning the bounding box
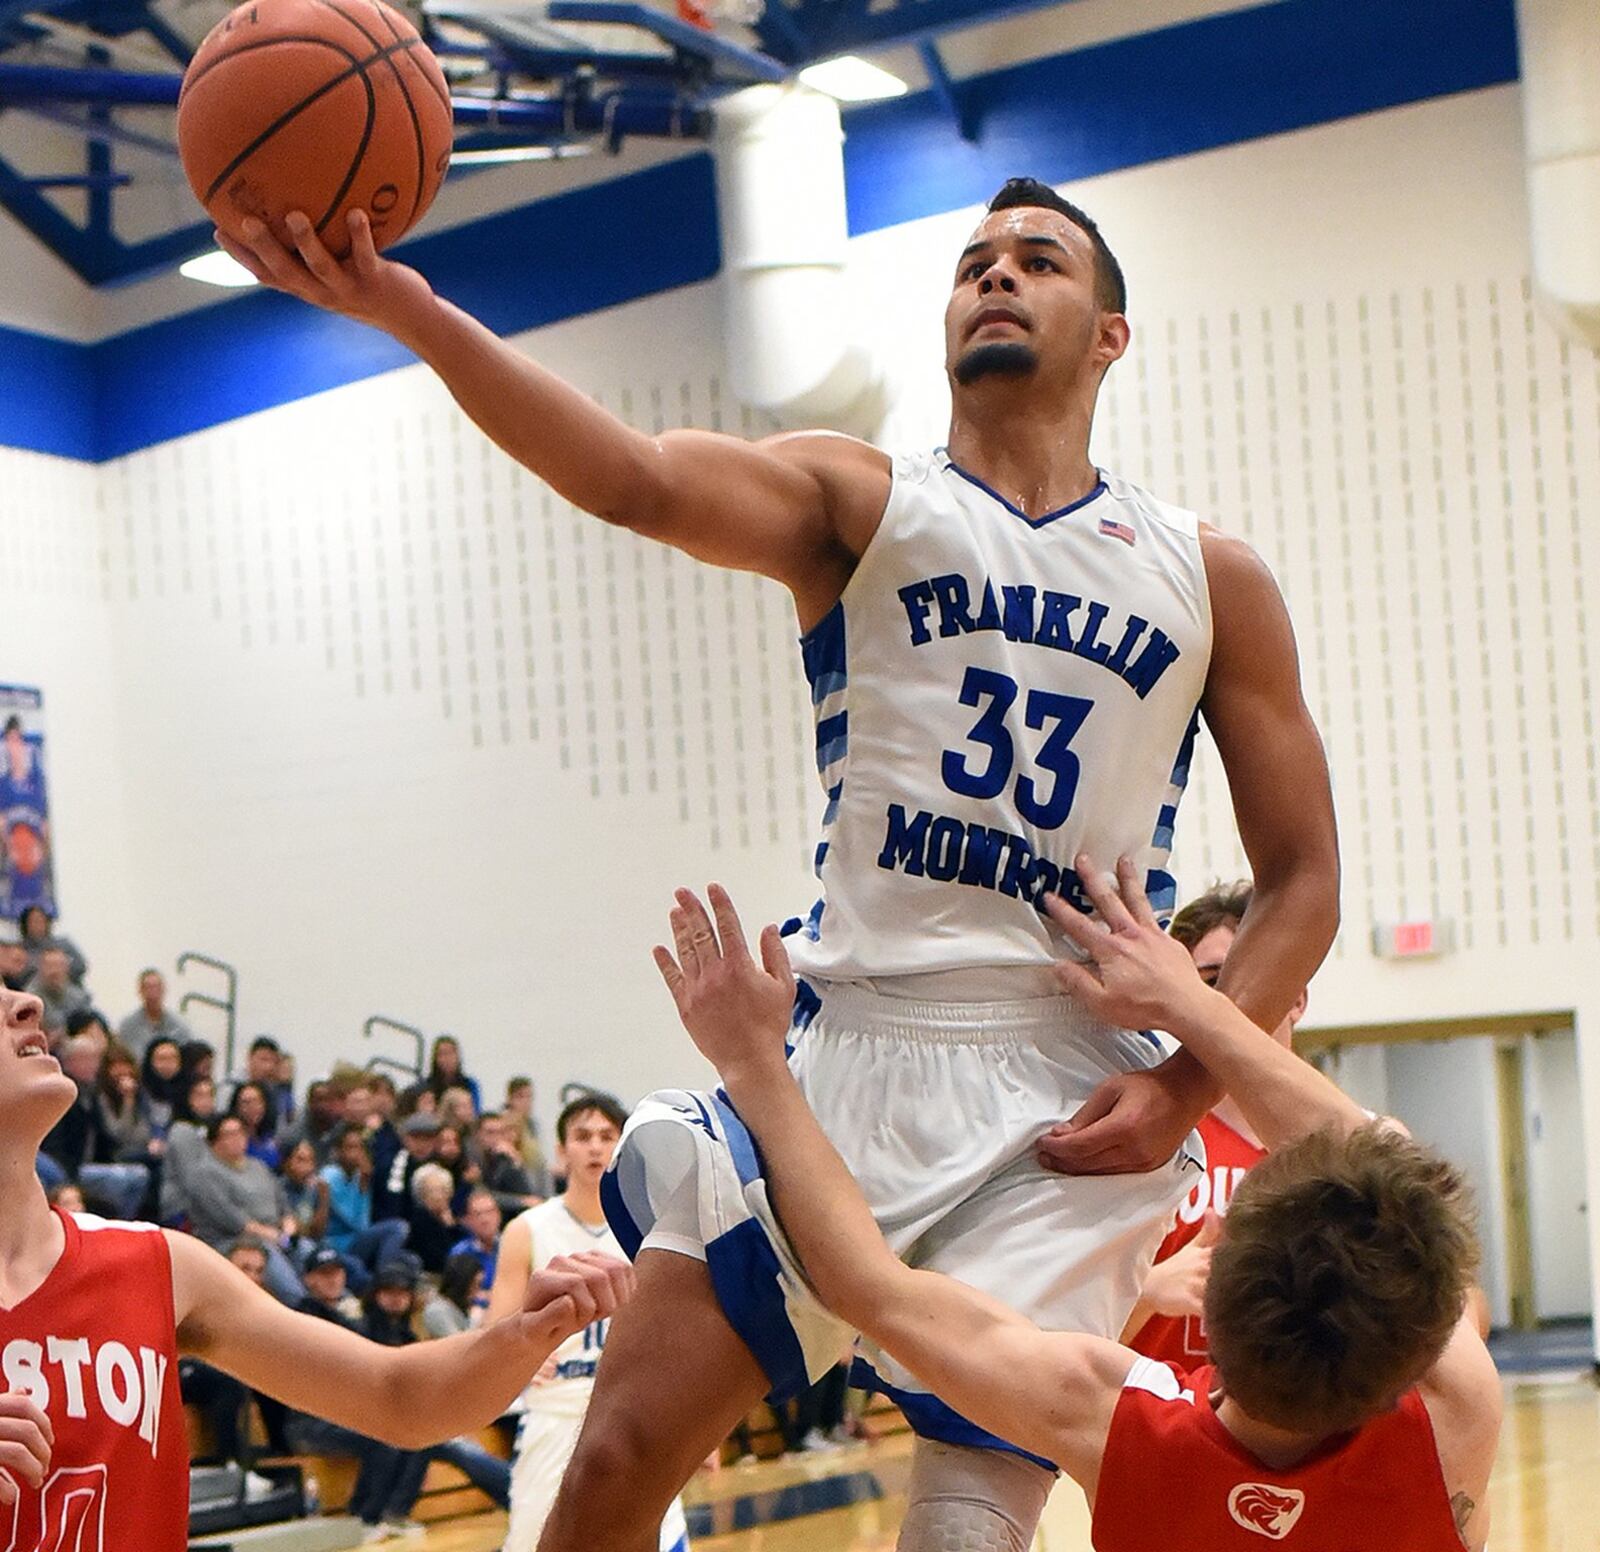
[504,1379,689,1552]
[602,973,1203,1468]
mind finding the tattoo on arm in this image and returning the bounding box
[1449,1491,1475,1535]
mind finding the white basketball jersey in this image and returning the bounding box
[516,1197,619,1405]
[785,450,1212,981]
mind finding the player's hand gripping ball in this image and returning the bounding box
[177,0,454,256]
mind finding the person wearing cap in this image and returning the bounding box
[297,1245,360,1326]
[375,1110,440,1221]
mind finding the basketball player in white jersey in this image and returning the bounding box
[230,175,1340,1552]
[487,1095,689,1552]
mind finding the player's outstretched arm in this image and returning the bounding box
[165,1231,630,1448]
[653,885,1133,1491]
[1045,857,1365,1151]
[222,211,888,622]
[1197,530,1341,1031]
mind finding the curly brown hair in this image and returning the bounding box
[1205,1123,1479,1433]
[1169,879,1253,951]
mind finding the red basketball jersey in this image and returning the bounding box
[0,1211,189,1552]
[1092,1359,1464,1550]
[1132,1111,1266,1367]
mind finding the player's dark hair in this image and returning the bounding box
[1206,1124,1479,1434]
[557,1091,629,1145]
[987,177,1127,314]
[439,1252,484,1314]
[64,1007,108,1039]
[1169,879,1254,951]
[205,1113,246,1145]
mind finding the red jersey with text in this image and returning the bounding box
[1092,1358,1464,1550]
[0,1211,187,1552]
[1132,1111,1266,1367]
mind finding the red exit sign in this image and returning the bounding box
[1371,920,1454,959]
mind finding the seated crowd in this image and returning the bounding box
[14,907,563,1539]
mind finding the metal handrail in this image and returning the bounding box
[362,1015,426,1082]
[175,951,238,1074]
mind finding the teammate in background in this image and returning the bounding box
[0,983,632,1552]
[488,1094,689,1552]
[229,175,1340,1552]
[654,878,1499,1551]
[1122,880,1301,1364]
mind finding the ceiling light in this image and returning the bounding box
[449,143,595,166]
[179,249,259,288]
[798,55,909,103]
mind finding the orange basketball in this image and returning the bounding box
[178,0,454,256]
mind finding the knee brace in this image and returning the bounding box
[895,1438,1055,1552]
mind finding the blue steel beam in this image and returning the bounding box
[450,89,712,137]
[755,0,1079,65]
[0,60,181,104]
[545,2,786,82]
[917,37,975,140]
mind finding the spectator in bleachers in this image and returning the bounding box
[363,1073,403,1195]
[65,1006,111,1057]
[432,1126,473,1209]
[0,936,28,991]
[426,1035,481,1112]
[447,1187,502,1292]
[503,1077,551,1192]
[272,1045,299,1129]
[473,1112,541,1218]
[321,1123,410,1291]
[140,1036,187,1136]
[116,967,194,1061]
[227,1034,288,1118]
[38,1034,149,1219]
[422,1252,483,1339]
[28,946,90,1037]
[407,1161,459,1274]
[18,904,87,983]
[186,1113,303,1303]
[438,1084,478,1131]
[281,1137,331,1253]
[397,1080,437,1123]
[285,1078,348,1167]
[230,1081,283,1169]
[375,1110,437,1221]
[159,1073,217,1220]
[95,1044,160,1216]
[180,1038,216,1088]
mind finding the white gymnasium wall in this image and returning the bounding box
[12,77,1600,1246]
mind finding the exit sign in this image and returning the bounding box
[1371,920,1455,959]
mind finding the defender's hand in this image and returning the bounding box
[0,1391,53,1507]
[516,1252,633,1347]
[1043,854,1214,1033]
[654,884,794,1079]
[1139,1213,1222,1319]
[217,208,436,334]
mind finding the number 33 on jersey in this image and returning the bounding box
[787,450,1212,981]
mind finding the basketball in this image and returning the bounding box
[177,0,454,257]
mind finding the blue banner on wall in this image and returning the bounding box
[0,685,55,919]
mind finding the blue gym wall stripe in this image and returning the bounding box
[0,321,97,462]
[0,0,1520,461]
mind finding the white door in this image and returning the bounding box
[1523,1031,1593,1320]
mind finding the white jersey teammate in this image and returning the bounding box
[489,1096,688,1552]
[232,175,1341,1552]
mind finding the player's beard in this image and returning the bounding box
[953,339,1039,386]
